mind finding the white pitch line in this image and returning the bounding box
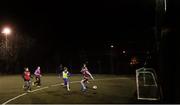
[2,86,48,105]
[2,77,126,105]
[51,81,80,87]
[51,84,61,87]
[51,78,124,87]
[30,86,49,93]
[93,77,129,81]
[70,80,80,83]
[2,93,27,105]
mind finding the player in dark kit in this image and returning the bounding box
[57,64,63,78]
[80,64,94,92]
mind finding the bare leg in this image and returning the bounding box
[67,81,70,91]
[81,79,86,90]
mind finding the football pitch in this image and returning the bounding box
[0,74,139,104]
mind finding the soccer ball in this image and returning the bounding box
[93,85,97,90]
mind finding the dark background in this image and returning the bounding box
[0,0,157,72]
[0,0,157,73]
[0,0,180,103]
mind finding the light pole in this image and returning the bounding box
[2,27,11,72]
[2,27,11,49]
[110,44,114,74]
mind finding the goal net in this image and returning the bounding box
[136,67,160,101]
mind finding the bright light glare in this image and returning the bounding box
[2,27,11,35]
[110,45,114,48]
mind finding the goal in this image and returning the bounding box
[136,67,161,101]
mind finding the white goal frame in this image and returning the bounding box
[136,67,160,101]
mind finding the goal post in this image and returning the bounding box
[136,67,161,101]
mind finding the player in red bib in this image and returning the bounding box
[80,64,94,92]
[22,67,32,92]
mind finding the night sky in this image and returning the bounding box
[0,0,157,70]
[0,0,155,40]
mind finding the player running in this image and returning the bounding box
[33,66,42,87]
[62,67,71,91]
[22,67,32,92]
[80,64,94,92]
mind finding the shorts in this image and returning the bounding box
[82,77,89,83]
[63,78,69,85]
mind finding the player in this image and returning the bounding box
[80,64,94,92]
[33,66,42,87]
[22,67,32,92]
[62,67,71,91]
[57,64,63,78]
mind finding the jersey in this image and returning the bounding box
[63,71,69,79]
[81,67,90,79]
[34,69,41,76]
[24,71,31,81]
